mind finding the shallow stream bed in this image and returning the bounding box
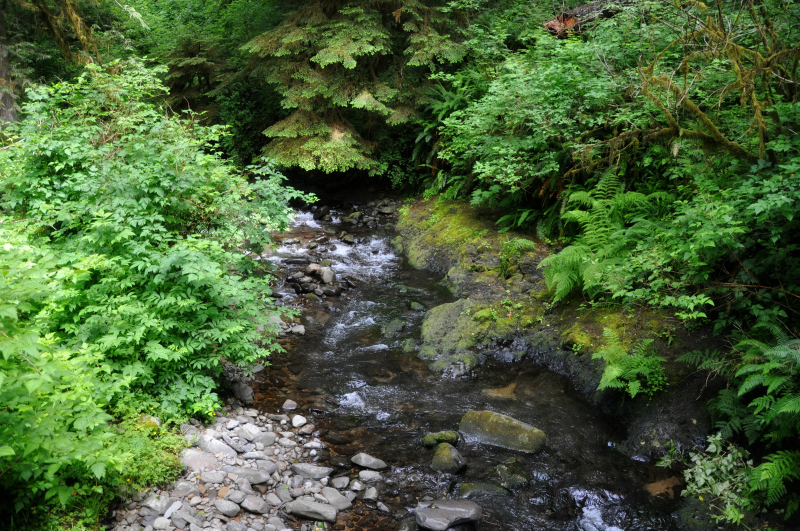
[251,208,685,531]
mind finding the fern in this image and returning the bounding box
[539,171,658,302]
[592,328,667,399]
[498,238,536,279]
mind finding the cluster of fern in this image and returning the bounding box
[592,328,667,399]
[672,324,800,522]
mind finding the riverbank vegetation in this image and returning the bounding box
[1,0,799,527]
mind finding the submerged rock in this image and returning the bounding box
[496,457,530,490]
[422,431,459,447]
[415,499,482,531]
[382,318,405,337]
[431,443,466,474]
[457,482,511,498]
[459,410,546,453]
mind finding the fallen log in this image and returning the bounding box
[543,1,627,37]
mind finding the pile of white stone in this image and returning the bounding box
[110,400,389,531]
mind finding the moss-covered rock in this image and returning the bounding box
[383,318,405,337]
[431,443,466,474]
[459,411,546,453]
[496,457,529,490]
[410,301,426,311]
[422,431,459,447]
[402,339,417,353]
[457,483,510,498]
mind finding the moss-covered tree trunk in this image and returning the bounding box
[0,2,17,127]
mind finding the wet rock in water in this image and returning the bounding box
[329,456,352,469]
[358,470,382,482]
[321,486,353,510]
[363,486,378,501]
[331,476,350,489]
[457,483,510,498]
[306,263,321,275]
[415,499,482,531]
[495,457,529,490]
[410,301,426,311]
[382,318,405,338]
[304,292,320,301]
[322,286,342,296]
[318,266,336,284]
[287,499,338,523]
[291,463,334,479]
[290,325,305,335]
[312,206,330,220]
[231,381,254,405]
[422,431,459,447]
[352,452,388,470]
[344,212,362,224]
[341,233,355,244]
[459,410,546,453]
[282,399,298,410]
[431,443,466,474]
[378,206,395,215]
[292,415,307,427]
[402,339,417,353]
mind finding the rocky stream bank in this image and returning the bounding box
[110,194,730,531]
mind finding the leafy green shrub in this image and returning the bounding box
[538,172,667,302]
[0,223,124,513]
[592,328,667,399]
[115,416,186,494]
[0,59,311,518]
[676,324,800,521]
[1,59,310,417]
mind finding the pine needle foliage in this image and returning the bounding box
[243,0,466,173]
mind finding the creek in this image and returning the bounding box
[251,205,684,531]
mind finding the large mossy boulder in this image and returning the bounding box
[459,411,546,453]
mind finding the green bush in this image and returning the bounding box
[0,58,312,516]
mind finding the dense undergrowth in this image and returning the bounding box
[2,0,800,527]
[0,61,311,526]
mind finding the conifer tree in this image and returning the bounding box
[244,0,465,174]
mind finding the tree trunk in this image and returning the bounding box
[0,1,18,127]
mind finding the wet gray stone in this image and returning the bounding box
[358,470,382,482]
[214,499,241,517]
[222,466,271,484]
[363,487,378,501]
[321,487,352,511]
[241,494,270,514]
[291,463,333,479]
[331,476,350,489]
[352,453,388,470]
[415,500,482,531]
[197,434,237,459]
[287,499,338,523]
[231,381,254,405]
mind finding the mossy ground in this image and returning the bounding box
[395,198,705,379]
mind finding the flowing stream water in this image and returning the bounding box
[250,207,684,531]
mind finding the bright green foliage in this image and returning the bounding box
[676,324,800,520]
[538,172,666,303]
[0,59,310,415]
[0,58,310,516]
[114,415,186,494]
[592,328,666,399]
[0,224,124,512]
[244,0,466,173]
[498,238,535,278]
